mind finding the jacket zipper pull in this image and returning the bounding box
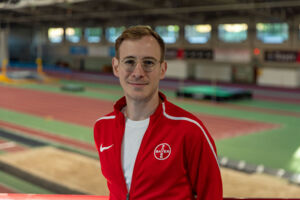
[126,193,130,200]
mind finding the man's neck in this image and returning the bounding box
[124,93,160,121]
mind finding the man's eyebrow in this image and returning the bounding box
[143,57,158,61]
[121,56,136,61]
[121,56,158,62]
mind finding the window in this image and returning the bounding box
[48,27,64,43]
[185,24,211,44]
[218,23,248,43]
[106,26,125,43]
[256,23,289,44]
[155,25,179,44]
[66,27,82,43]
[85,27,102,43]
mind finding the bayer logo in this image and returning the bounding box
[154,143,171,160]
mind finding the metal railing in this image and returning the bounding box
[0,194,299,200]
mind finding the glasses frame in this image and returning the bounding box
[119,57,162,73]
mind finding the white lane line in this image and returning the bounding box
[0,142,16,150]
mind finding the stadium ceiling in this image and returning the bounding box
[0,0,300,27]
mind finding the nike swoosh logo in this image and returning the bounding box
[100,144,114,152]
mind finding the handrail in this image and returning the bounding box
[0,194,299,200]
[0,194,106,200]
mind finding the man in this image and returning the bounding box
[94,25,223,200]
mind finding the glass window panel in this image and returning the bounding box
[155,25,179,44]
[48,27,64,43]
[256,23,289,44]
[106,26,125,43]
[218,23,248,43]
[66,27,82,43]
[185,24,211,44]
[85,27,102,43]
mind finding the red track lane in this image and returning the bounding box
[0,184,16,193]
[0,121,96,152]
[195,113,280,139]
[175,96,300,118]
[0,85,280,140]
[221,103,300,118]
[0,85,114,127]
[254,94,300,104]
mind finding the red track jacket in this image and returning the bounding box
[94,92,223,200]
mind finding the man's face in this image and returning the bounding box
[112,35,167,102]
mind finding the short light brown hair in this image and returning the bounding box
[115,25,165,62]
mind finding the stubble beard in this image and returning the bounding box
[129,87,157,103]
[125,84,159,105]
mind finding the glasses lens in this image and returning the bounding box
[122,58,159,72]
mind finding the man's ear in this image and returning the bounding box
[160,61,167,80]
[112,57,119,77]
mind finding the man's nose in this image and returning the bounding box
[131,62,145,77]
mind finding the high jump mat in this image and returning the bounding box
[176,85,252,102]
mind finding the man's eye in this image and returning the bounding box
[124,60,136,66]
[143,60,155,66]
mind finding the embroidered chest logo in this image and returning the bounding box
[100,144,114,152]
[154,143,171,160]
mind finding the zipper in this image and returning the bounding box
[123,103,161,199]
[127,117,154,199]
[117,112,129,198]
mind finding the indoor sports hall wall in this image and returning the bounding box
[5,15,300,88]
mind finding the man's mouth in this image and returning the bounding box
[128,82,148,85]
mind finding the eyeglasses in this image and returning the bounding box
[120,57,161,72]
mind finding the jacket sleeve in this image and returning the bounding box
[184,121,223,200]
[94,122,100,153]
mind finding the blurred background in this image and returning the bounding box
[0,0,300,198]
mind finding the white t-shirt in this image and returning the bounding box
[121,117,150,191]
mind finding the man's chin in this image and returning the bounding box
[128,93,147,101]
[127,91,152,102]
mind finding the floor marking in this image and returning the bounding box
[256,165,265,173]
[0,142,16,150]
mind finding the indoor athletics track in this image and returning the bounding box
[0,73,299,194]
